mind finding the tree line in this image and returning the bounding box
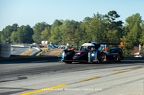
[0,10,144,55]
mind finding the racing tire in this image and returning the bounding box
[116,54,121,62]
[97,51,105,63]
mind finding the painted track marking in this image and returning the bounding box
[20,84,67,95]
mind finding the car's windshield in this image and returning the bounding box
[80,46,95,51]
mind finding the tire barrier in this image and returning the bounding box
[0,43,11,58]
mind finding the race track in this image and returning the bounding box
[11,46,29,55]
[0,59,144,95]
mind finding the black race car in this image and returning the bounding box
[61,42,124,64]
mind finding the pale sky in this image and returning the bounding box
[0,0,144,31]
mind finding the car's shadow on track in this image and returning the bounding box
[69,57,144,64]
[66,60,144,65]
[60,60,144,71]
[0,56,59,64]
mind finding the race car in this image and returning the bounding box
[61,42,124,64]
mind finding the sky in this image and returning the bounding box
[0,0,144,31]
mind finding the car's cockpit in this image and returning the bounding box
[80,43,101,51]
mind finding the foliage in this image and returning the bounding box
[10,25,34,43]
[32,22,50,43]
[49,20,62,44]
[121,13,143,55]
[41,27,51,41]
[1,23,18,43]
[0,11,144,56]
[139,23,144,44]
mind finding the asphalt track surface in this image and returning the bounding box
[11,46,39,56]
[0,57,144,95]
[11,47,29,55]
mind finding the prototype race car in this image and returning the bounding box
[61,42,124,64]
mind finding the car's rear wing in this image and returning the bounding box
[99,42,123,46]
[100,42,119,45]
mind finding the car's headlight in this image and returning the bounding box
[91,53,95,56]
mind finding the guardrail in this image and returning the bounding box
[0,56,59,64]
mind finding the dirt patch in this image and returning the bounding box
[40,48,63,56]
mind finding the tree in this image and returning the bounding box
[107,10,120,21]
[41,27,51,41]
[104,10,123,42]
[59,20,71,44]
[121,13,143,55]
[72,22,83,48]
[12,23,18,31]
[80,17,92,43]
[15,25,34,43]
[10,31,19,43]
[139,23,144,44]
[66,20,82,47]
[91,13,107,42]
[32,22,49,43]
[59,20,84,47]
[49,20,62,44]
[80,13,107,43]
[1,23,19,43]
[0,32,1,42]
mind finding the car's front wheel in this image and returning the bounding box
[97,52,105,63]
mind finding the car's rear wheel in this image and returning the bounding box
[116,54,121,62]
